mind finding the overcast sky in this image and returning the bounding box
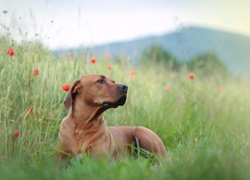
[1,0,250,49]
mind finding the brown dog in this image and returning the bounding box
[56,74,167,161]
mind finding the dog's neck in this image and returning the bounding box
[70,103,108,131]
[68,103,111,153]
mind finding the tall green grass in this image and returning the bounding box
[0,40,249,179]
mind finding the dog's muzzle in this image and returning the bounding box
[103,84,128,107]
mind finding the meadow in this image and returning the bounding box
[0,39,250,180]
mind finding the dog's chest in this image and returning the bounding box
[75,132,108,153]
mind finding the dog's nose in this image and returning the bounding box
[118,84,128,92]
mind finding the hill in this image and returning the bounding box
[53,26,250,76]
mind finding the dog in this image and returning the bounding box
[56,74,167,161]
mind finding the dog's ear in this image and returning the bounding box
[64,80,81,110]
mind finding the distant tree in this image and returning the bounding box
[187,52,228,75]
[140,45,179,70]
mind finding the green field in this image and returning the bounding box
[0,40,250,180]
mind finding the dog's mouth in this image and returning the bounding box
[102,95,127,108]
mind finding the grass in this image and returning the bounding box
[0,40,250,180]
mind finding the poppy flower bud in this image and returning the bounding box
[13,130,19,137]
[33,68,39,76]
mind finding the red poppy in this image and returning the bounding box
[189,73,195,79]
[33,68,39,76]
[103,53,111,59]
[27,107,33,115]
[165,87,171,92]
[107,64,112,70]
[13,130,19,137]
[62,84,71,91]
[67,54,73,59]
[90,57,96,64]
[130,71,136,77]
[6,47,15,56]
[217,86,223,92]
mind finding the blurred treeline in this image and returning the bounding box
[139,45,228,76]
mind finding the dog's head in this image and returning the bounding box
[64,74,128,110]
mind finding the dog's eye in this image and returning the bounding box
[97,79,105,84]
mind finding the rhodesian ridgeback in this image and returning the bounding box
[56,74,167,161]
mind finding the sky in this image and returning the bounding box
[1,0,250,49]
